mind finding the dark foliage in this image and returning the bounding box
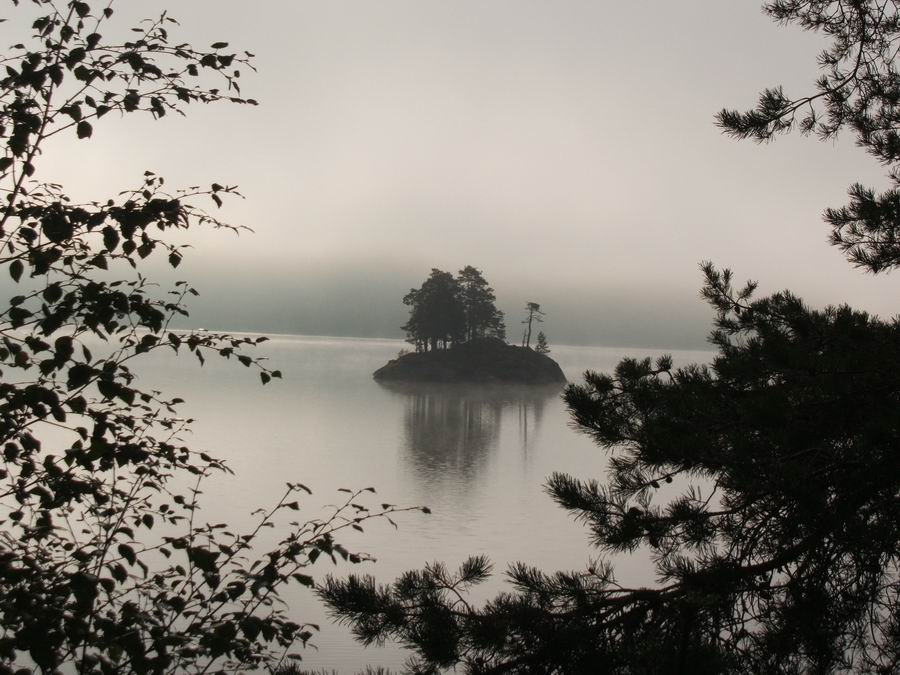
[520,303,543,349]
[717,0,900,273]
[0,2,414,673]
[457,266,505,343]
[402,268,504,353]
[323,268,900,673]
[373,337,566,385]
[321,3,900,673]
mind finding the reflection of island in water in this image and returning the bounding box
[378,382,562,488]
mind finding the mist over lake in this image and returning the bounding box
[6,0,900,671]
[131,334,711,671]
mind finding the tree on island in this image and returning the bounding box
[322,3,900,673]
[534,331,550,354]
[490,313,507,343]
[457,266,506,342]
[402,269,465,351]
[402,267,505,352]
[521,301,544,348]
[0,3,411,672]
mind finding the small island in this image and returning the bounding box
[374,337,566,384]
[375,267,567,384]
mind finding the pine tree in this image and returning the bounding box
[521,302,544,348]
[401,269,466,351]
[322,3,900,672]
[716,1,900,273]
[457,266,504,341]
[490,310,507,342]
[535,331,550,354]
[402,267,504,350]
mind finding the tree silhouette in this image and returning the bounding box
[521,302,544,349]
[402,267,505,351]
[402,269,465,351]
[457,266,505,342]
[716,1,900,274]
[321,3,900,673]
[534,331,550,354]
[0,3,412,672]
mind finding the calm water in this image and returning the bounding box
[135,335,712,672]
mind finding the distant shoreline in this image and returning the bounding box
[163,327,715,354]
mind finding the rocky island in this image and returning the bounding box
[374,337,567,384]
[379,266,567,384]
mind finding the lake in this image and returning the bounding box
[137,335,712,673]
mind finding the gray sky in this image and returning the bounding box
[31,1,899,347]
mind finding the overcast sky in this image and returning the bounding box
[27,1,899,347]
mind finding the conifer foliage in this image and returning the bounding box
[402,267,505,352]
[717,1,900,273]
[457,266,505,343]
[321,3,900,673]
[0,3,411,673]
[521,302,543,349]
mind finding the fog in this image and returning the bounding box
[21,0,899,347]
[157,258,716,349]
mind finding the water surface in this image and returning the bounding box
[136,336,712,672]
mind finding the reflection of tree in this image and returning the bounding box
[403,386,502,484]
[378,382,561,488]
[517,392,549,457]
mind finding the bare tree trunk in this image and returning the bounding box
[525,309,534,348]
